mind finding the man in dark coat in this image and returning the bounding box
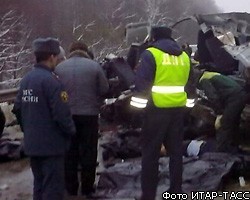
[13,38,75,200]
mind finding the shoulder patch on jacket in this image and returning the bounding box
[60,91,68,103]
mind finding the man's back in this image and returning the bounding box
[15,64,74,156]
[199,72,244,101]
[56,41,109,196]
[56,56,109,115]
[13,37,76,200]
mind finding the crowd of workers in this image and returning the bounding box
[11,25,247,200]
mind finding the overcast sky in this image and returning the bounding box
[214,0,250,12]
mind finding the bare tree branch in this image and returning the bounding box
[0,10,32,88]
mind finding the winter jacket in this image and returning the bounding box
[135,39,194,108]
[55,50,109,115]
[198,71,246,111]
[13,64,76,156]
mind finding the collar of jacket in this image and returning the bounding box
[69,50,90,59]
[34,63,53,72]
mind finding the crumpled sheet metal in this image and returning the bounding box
[195,13,250,78]
[95,153,240,199]
[196,13,250,36]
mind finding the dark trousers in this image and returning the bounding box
[65,115,98,195]
[217,96,246,152]
[141,108,184,200]
[30,156,65,200]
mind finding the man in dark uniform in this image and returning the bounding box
[13,38,75,200]
[131,26,192,200]
[197,70,246,153]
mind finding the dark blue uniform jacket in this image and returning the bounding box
[13,64,75,156]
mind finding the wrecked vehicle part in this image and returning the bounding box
[195,27,237,73]
[101,56,142,127]
[199,30,238,74]
[224,43,250,91]
[171,13,250,77]
[196,13,250,77]
[126,42,149,70]
[102,56,135,98]
[195,13,250,39]
[175,13,250,143]
[124,22,152,70]
[106,57,135,92]
[125,22,150,46]
[100,92,141,127]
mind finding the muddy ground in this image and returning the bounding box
[0,159,32,200]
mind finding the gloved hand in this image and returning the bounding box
[215,115,222,130]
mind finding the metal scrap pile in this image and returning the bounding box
[96,14,250,198]
[0,104,24,161]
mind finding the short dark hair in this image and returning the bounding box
[69,41,88,53]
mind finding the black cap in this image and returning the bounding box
[33,37,60,55]
[150,26,172,41]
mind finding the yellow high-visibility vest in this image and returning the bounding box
[148,47,190,108]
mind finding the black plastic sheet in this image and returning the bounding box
[0,138,24,161]
[95,153,240,199]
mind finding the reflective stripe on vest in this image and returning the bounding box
[199,71,220,82]
[130,96,148,108]
[186,98,195,108]
[152,86,185,93]
[147,47,190,108]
